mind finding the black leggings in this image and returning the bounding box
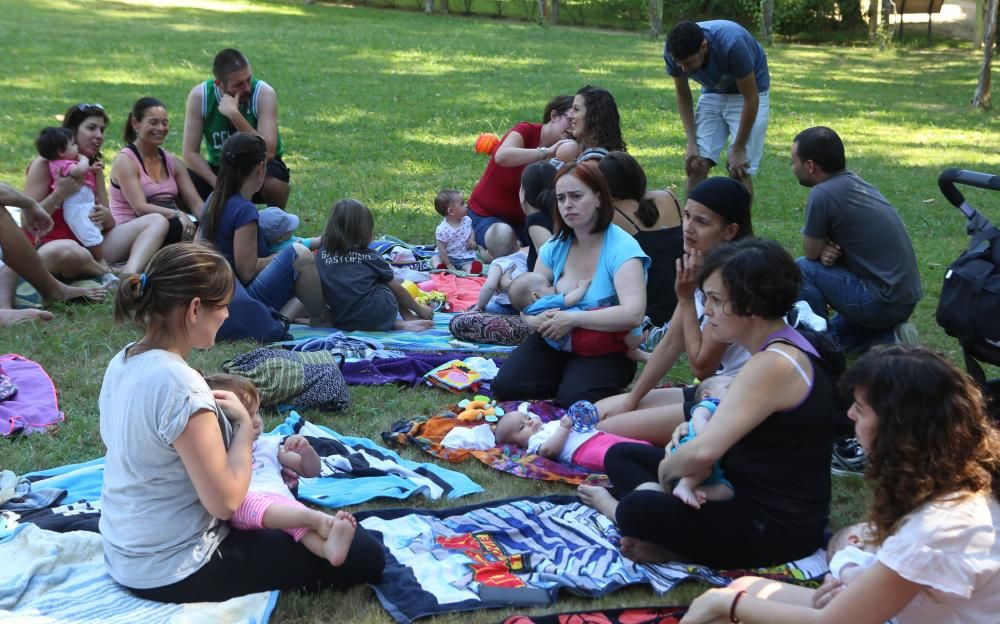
[605,443,823,569]
[128,526,385,603]
[492,332,637,407]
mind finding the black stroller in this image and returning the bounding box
[936,168,1000,417]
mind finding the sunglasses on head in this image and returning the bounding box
[76,103,105,113]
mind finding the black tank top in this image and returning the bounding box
[615,196,684,326]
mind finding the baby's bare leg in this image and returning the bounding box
[673,464,715,509]
[262,504,333,538]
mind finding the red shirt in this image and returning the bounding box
[37,208,77,246]
[468,122,542,226]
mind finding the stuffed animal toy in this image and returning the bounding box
[456,395,505,423]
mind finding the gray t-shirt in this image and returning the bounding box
[316,248,398,331]
[802,171,922,306]
[98,346,231,589]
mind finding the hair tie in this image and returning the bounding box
[139,272,148,290]
[222,150,235,165]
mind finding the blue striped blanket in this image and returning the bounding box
[21,413,480,512]
[280,313,515,354]
[0,523,277,623]
[358,496,828,624]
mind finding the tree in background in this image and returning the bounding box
[973,0,998,108]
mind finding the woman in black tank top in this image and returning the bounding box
[579,238,834,569]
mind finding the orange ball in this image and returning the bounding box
[474,132,500,156]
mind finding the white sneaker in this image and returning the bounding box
[790,301,827,332]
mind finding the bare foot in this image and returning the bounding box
[314,513,335,540]
[577,484,619,521]
[44,282,107,305]
[620,536,679,564]
[0,308,55,325]
[393,319,434,331]
[672,478,705,509]
[323,511,357,566]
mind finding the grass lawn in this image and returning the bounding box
[3,0,1000,621]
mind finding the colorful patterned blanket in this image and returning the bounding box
[502,606,688,624]
[382,400,609,487]
[358,496,828,624]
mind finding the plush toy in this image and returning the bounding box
[456,395,505,423]
[474,132,501,156]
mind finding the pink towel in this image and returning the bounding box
[0,354,64,436]
[419,273,487,312]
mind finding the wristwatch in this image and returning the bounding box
[537,146,547,161]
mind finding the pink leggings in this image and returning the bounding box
[572,431,652,472]
[232,491,309,541]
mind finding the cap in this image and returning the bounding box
[258,206,300,243]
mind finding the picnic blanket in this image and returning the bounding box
[359,496,827,624]
[7,413,480,526]
[502,606,688,624]
[341,353,499,386]
[281,312,515,354]
[418,272,487,312]
[0,523,277,623]
[222,348,351,410]
[383,400,609,487]
[273,412,482,504]
[13,276,102,309]
[0,353,64,436]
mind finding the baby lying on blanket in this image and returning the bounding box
[204,373,357,566]
[494,409,650,472]
[508,272,643,359]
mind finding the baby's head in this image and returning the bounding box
[484,222,519,260]
[258,207,300,245]
[696,374,734,402]
[494,410,544,448]
[826,522,877,563]
[434,189,466,220]
[204,373,262,439]
[36,127,77,161]
[508,272,556,311]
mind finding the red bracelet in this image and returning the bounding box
[730,589,747,623]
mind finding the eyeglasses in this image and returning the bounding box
[76,103,105,113]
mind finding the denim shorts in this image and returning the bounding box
[695,91,769,175]
[247,244,298,311]
[468,210,528,248]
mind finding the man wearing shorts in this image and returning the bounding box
[183,48,291,208]
[664,20,769,195]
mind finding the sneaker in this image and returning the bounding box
[831,436,866,476]
[893,322,920,346]
[641,321,667,353]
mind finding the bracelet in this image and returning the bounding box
[730,589,747,623]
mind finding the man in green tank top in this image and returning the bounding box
[182,48,291,208]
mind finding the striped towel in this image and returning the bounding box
[0,523,277,623]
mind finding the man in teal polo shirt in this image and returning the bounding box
[182,48,290,208]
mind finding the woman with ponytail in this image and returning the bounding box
[109,97,204,244]
[599,152,684,326]
[100,243,384,602]
[198,132,329,325]
[520,160,557,271]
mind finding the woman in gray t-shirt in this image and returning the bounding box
[99,242,384,602]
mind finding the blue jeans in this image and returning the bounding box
[796,257,914,352]
[247,245,298,311]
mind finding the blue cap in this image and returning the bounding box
[258,207,300,243]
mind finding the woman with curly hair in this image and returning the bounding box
[681,345,1000,624]
[555,85,627,164]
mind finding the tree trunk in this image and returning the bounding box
[760,0,773,45]
[973,0,999,108]
[550,0,558,24]
[881,0,891,30]
[537,0,546,20]
[975,0,986,48]
[868,0,879,38]
[424,0,433,13]
[648,0,662,36]
[440,0,448,13]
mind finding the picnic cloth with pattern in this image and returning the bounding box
[357,496,828,624]
[279,312,516,354]
[382,401,610,487]
[0,523,277,624]
[222,348,350,411]
[0,353,64,436]
[418,272,487,312]
[13,276,103,309]
[502,606,688,624]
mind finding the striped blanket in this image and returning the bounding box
[280,313,515,354]
[359,496,828,624]
[0,523,276,623]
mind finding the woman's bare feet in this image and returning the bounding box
[577,484,619,521]
[393,319,434,331]
[0,308,54,325]
[323,511,357,566]
[619,536,680,564]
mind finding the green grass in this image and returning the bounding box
[2,0,998,621]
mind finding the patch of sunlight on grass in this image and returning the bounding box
[108,0,305,15]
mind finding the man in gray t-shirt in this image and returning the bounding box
[790,126,922,352]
